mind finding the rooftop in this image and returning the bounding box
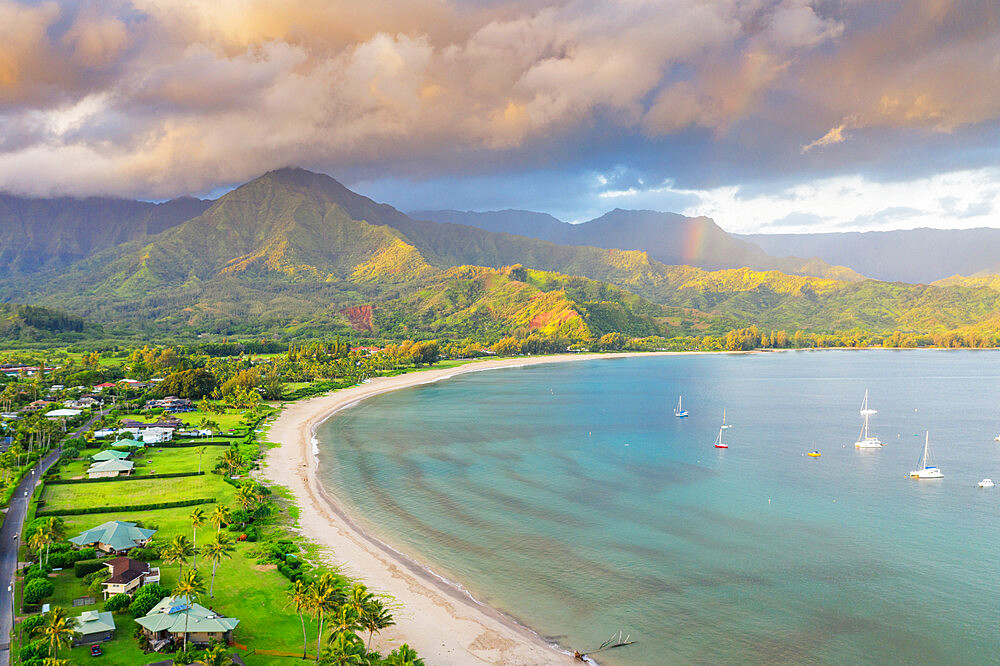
[135,595,239,634]
[69,520,156,551]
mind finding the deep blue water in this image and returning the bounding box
[316,351,1000,664]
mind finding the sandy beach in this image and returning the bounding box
[262,352,679,664]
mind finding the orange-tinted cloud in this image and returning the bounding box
[0,0,997,198]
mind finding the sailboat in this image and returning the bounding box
[910,431,943,479]
[721,408,733,429]
[674,395,688,418]
[713,413,728,448]
[854,389,883,448]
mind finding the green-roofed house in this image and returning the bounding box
[111,438,145,449]
[69,520,156,555]
[87,458,134,478]
[135,595,239,649]
[91,449,132,462]
[73,609,116,645]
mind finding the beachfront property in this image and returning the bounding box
[91,449,132,462]
[135,595,239,650]
[100,556,160,599]
[140,426,173,443]
[93,428,117,438]
[110,437,146,449]
[69,520,156,555]
[144,396,194,412]
[72,610,116,645]
[87,458,135,478]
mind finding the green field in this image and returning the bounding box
[40,475,227,512]
[117,408,248,431]
[55,445,226,480]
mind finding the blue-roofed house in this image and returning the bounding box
[69,520,156,555]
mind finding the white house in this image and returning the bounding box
[140,427,173,444]
[87,459,134,479]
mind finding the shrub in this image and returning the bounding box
[18,639,47,662]
[129,583,169,617]
[20,614,45,635]
[87,570,111,595]
[74,558,107,578]
[22,579,54,604]
[22,563,51,582]
[104,593,132,613]
[84,568,110,585]
[45,552,71,569]
[129,545,163,561]
[243,526,260,542]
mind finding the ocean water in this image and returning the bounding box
[315,350,1000,664]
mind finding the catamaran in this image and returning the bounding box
[713,411,728,448]
[854,389,883,448]
[674,395,688,418]
[910,431,943,479]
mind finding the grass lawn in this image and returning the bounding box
[41,475,229,512]
[52,445,225,480]
[117,409,249,431]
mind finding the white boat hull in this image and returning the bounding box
[910,467,943,479]
[855,438,883,448]
[978,479,995,488]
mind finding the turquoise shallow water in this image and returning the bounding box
[316,350,1000,664]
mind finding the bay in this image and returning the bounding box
[316,350,1000,664]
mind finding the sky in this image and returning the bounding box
[0,0,998,233]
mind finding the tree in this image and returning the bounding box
[196,644,229,666]
[172,569,206,652]
[359,598,393,651]
[162,535,195,579]
[201,532,235,598]
[32,607,80,658]
[23,578,55,604]
[286,579,312,659]
[382,644,423,666]
[318,631,369,665]
[157,368,216,399]
[189,508,206,568]
[210,504,231,533]
[220,447,244,476]
[307,574,344,662]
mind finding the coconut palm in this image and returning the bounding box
[220,447,244,476]
[283,578,312,659]
[162,534,195,579]
[172,569,206,652]
[41,658,71,666]
[32,607,80,658]
[189,507,206,568]
[196,446,206,473]
[382,644,423,666]
[359,598,394,651]
[210,504,231,533]
[307,574,344,662]
[201,532,235,598]
[196,644,229,666]
[27,526,50,564]
[318,631,368,665]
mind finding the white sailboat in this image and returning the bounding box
[674,395,688,418]
[854,389,883,448]
[910,431,943,479]
[713,413,728,448]
[721,408,733,429]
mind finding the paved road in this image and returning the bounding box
[0,414,98,665]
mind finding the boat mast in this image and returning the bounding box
[922,431,930,469]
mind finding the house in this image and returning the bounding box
[119,418,183,431]
[140,427,173,444]
[91,450,131,462]
[69,521,156,555]
[135,595,239,649]
[100,557,160,599]
[45,408,82,419]
[72,610,116,645]
[87,459,134,478]
[109,437,145,449]
[93,382,116,392]
[144,396,194,412]
[93,428,117,439]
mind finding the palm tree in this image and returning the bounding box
[172,569,206,652]
[32,607,80,658]
[286,579,312,659]
[359,598,394,651]
[189,507,206,568]
[196,644,229,665]
[318,631,368,665]
[41,658,72,666]
[201,532,235,598]
[382,644,423,666]
[327,604,362,640]
[307,574,344,662]
[196,446,206,473]
[42,517,65,566]
[233,484,258,524]
[162,534,195,580]
[209,504,231,533]
[220,447,244,476]
[28,526,51,564]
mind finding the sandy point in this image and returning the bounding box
[262,352,681,663]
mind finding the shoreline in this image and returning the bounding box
[262,352,687,664]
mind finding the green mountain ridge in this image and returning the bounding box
[3,168,1000,341]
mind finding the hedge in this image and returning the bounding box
[74,559,108,578]
[46,471,205,485]
[153,440,233,447]
[37,497,216,517]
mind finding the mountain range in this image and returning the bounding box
[740,229,1000,284]
[2,168,1000,341]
